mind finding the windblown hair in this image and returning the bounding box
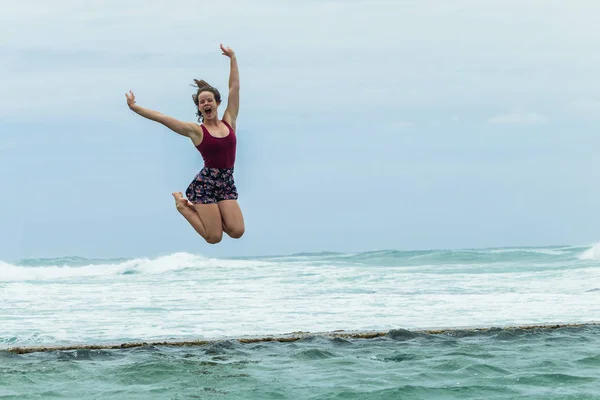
[191,79,222,122]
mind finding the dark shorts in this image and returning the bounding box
[185,167,238,204]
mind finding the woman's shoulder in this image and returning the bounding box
[221,118,236,133]
[188,123,204,142]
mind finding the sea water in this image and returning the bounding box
[1,244,599,398]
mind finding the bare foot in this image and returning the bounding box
[172,192,194,211]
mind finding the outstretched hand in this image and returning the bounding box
[220,43,235,58]
[125,90,136,109]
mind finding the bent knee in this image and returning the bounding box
[205,232,223,244]
[228,227,245,239]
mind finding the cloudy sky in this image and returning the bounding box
[2,0,600,260]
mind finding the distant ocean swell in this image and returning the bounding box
[1,243,599,282]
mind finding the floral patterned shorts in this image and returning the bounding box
[185,167,238,204]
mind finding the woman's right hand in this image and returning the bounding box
[125,90,137,109]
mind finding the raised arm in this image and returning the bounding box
[125,90,196,138]
[220,44,240,130]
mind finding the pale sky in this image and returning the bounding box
[2,0,600,260]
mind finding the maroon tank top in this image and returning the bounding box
[195,120,237,169]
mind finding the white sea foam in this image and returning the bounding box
[579,242,600,260]
[1,247,599,347]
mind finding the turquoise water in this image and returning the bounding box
[2,326,599,399]
[1,244,600,398]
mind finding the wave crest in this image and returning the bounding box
[579,243,600,261]
[0,252,206,282]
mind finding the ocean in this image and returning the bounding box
[1,244,599,399]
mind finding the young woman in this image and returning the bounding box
[125,44,244,244]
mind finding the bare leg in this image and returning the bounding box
[218,200,245,239]
[172,192,223,244]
